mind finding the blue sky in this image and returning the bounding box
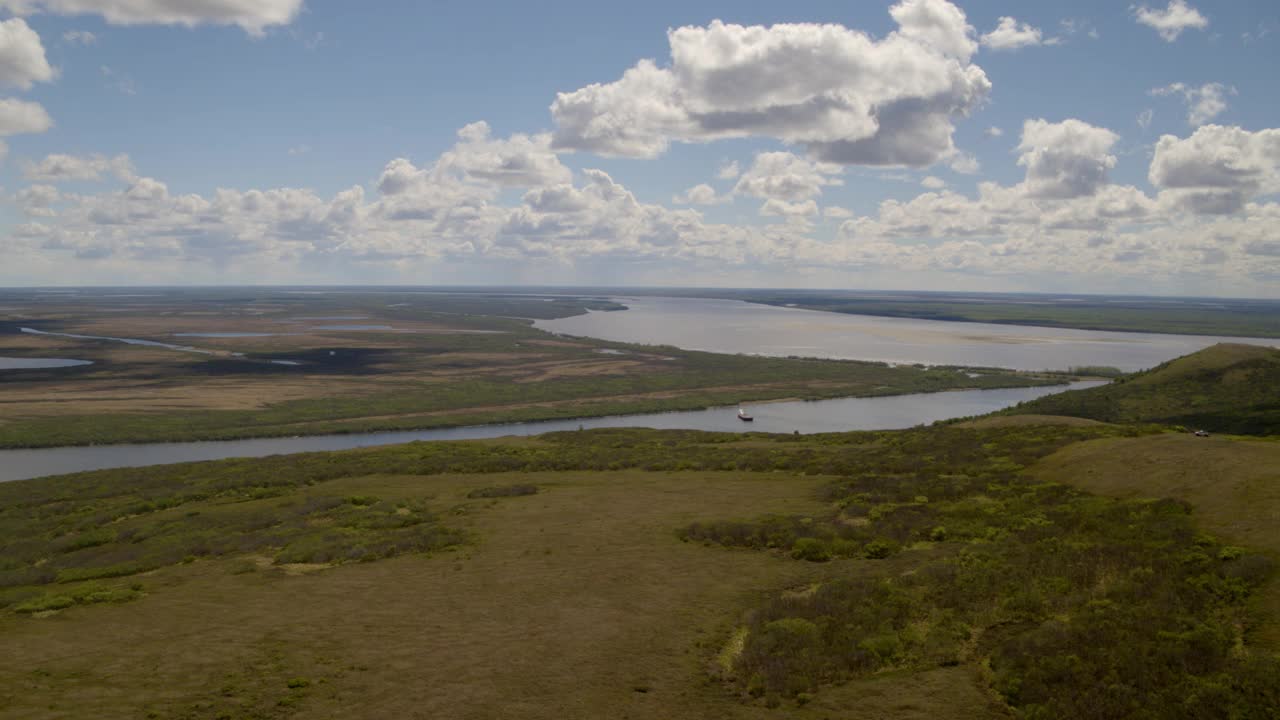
[1,0,1278,295]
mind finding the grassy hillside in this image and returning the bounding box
[1031,433,1280,650]
[3,423,1278,718]
[1002,343,1280,434]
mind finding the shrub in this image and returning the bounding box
[830,538,861,557]
[14,594,75,614]
[863,539,895,559]
[52,528,115,554]
[466,484,539,499]
[55,563,154,584]
[790,538,831,562]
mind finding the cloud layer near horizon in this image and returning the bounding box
[2,0,1278,295]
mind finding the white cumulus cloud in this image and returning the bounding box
[0,18,54,89]
[716,160,740,180]
[23,152,135,182]
[760,198,819,217]
[551,0,990,168]
[14,182,58,215]
[14,118,1280,297]
[0,96,51,135]
[61,29,94,45]
[1150,82,1235,127]
[1149,124,1280,214]
[980,17,1045,50]
[0,0,304,36]
[1133,1,1208,42]
[949,152,980,174]
[734,152,842,203]
[437,121,571,188]
[1016,118,1119,199]
[673,183,726,205]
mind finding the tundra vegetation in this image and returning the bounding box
[1,343,1278,718]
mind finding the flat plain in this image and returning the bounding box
[0,288,1054,447]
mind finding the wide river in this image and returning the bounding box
[0,381,1102,482]
[536,297,1278,372]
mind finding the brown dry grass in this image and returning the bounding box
[0,377,370,415]
[0,305,663,420]
[0,470,1007,720]
[511,359,649,381]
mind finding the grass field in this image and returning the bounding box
[0,288,1055,447]
[0,469,1011,720]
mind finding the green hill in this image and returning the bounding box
[1003,343,1280,434]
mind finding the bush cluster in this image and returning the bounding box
[465,484,539,499]
[680,426,1280,717]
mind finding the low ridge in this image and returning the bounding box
[1002,343,1280,435]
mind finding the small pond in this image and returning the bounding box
[0,357,93,370]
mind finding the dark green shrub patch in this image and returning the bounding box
[13,581,143,614]
[466,484,539,499]
[789,538,831,562]
[680,425,1280,717]
[0,489,464,596]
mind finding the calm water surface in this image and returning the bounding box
[174,332,281,338]
[0,357,93,370]
[536,297,1278,372]
[0,381,1101,482]
[21,327,213,354]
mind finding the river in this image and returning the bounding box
[0,381,1102,482]
[535,297,1278,372]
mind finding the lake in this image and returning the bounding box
[536,297,1278,372]
[0,357,93,370]
[173,332,281,338]
[0,381,1101,482]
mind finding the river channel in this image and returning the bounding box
[0,381,1102,482]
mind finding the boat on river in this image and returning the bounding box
[738,407,753,422]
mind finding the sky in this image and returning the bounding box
[0,0,1278,296]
